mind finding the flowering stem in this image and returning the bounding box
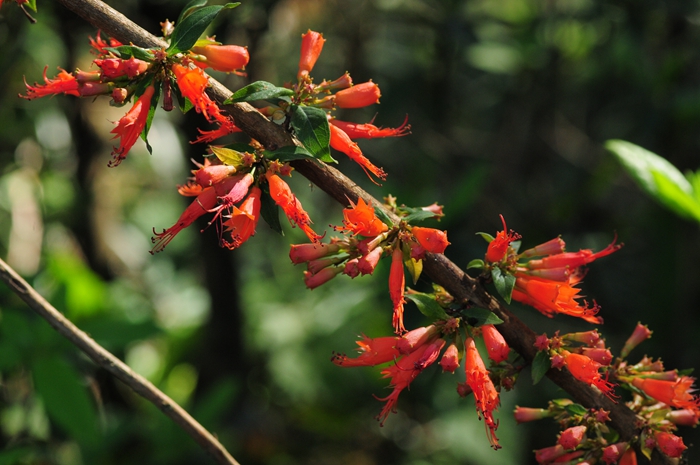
[0,258,240,465]
[50,1,674,463]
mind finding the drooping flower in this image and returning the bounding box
[191,119,242,144]
[481,324,510,363]
[620,323,652,359]
[336,197,388,237]
[221,186,261,249]
[329,123,387,183]
[329,116,411,139]
[290,242,341,264]
[631,376,700,411]
[389,246,406,334]
[485,215,521,263]
[265,171,323,243]
[412,226,450,254]
[464,337,501,449]
[171,63,227,124]
[331,334,400,367]
[21,66,80,99]
[109,84,155,167]
[439,343,460,373]
[297,29,325,78]
[525,237,622,270]
[334,81,381,108]
[562,352,616,399]
[191,44,249,74]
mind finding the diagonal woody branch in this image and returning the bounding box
[48,1,669,463]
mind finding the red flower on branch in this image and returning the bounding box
[192,44,249,74]
[265,171,323,243]
[21,66,81,99]
[389,246,406,334]
[336,197,388,237]
[464,337,501,449]
[485,214,521,263]
[109,84,155,167]
[297,29,325,78]
[329,116,411,139]
[562,352,616,400]
[334,81,381,109]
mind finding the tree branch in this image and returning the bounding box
[42,1,670,463]
[0,258,240,465]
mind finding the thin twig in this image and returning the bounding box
[0,258,240,465]
[39,1,670,463]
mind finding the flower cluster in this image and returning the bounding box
[474,216,622,323]
[332,316,511,449]
[290,197,449,333]
[518,323,697,463]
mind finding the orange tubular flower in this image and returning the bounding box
[191,119,242,144]
[619,446,638,465]
[332,335,400,367]
[21,66,80,99]
[298,30,325,78]
[485,215,521,263]
[439,343,460,373]
[337,197,388,237]
[329,116,411,139]
[481,324,510,363]
[290,242,341,264]
[265,171,323,243]
[631,376,700,411]
[464,337,501,449]
[412,227,450,254]
[389,246,406,334]
[558,425,587,450]
[562,352,616,400]
[221,186,261,250]
[329,123,387,183]
[192,44,249,74]
[171,63,227,124]
[89,32,122,54]
[109,85,155,167]
[526,237,622,270]
[334,81,382,108]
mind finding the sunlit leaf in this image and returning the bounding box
[224,81,294,104]
[290,105,333,162]
[405,292,449,320]
[167,4,240,55]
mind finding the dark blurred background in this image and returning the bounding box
[1,0,699,464]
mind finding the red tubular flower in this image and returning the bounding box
[440,343,460,373]
[208,173,254,226]
[485,215,521,263]
[519,237,566,258]
[89,32,122,55]
[331,334,400,367]
[562,352,616,399]
[535,445,566,464]
[193,162,237,187]
[526,237,622,270]
[334,81,381,108]
[411,227,450,254]
[191,119,242,144]
[290,242,341,264]
[221,186,261,249]
[481,324,510,363]
[336,197,388,237]
[667,408,700,426]
[192,44,249,74]
[95,57,149,79]
[601,442,626,464]
[631,376,700,411]
[304,267,342,289]
[109,84,155,167]
[298,30,325,78]
[265,171,323,243]
[620,322,652,359]
[357,246,384,275]
[151,186,218,253]
[513,406,550,423]
[558,425,587,450]
[172,63,227,124]
[581,347,613,365]
[329,123,387,183]
[389,246,406,334]
[329,116,411,139]
[619,446,638,465]
[396,325,438,354]
[465,337,501,449]
[21,66,80,99]
[654,432,686,458]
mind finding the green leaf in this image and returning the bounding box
[32,355,99,446]
[373,205,394,227]
[261,188,283,236]
[405,293,449,320]
[290,105,333,162]
[531,350,551,385]
[25,0,37,12]
[467,259,484,270]
[403,209,437,223]
[104,45,155,62]
[606,139,700,221]
[177,0,209,23]
[210,146,245,167]
[476,232,495,243]
[491,267,515,304]
[167,3,240,55]
[140,80,162,155]
[170,76,193,113]
[224,81,295,104]
[564,403,588,416]
[263,145,315,162]
[460,307,503,326]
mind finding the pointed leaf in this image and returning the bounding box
[140,80,161,155]
[210,146,245,167]
[491,267,515,304]
[373,206,394,227]
[167,4,240,55]
[263,145,315,162]
[467,259,484,270]
[261,189,283,236]
[460,307,503,326]
[104,45,155,62]
[564,403,588,416]
[476,232,495,243]
[224,81,294,104]
[403,209,437,223]
[531,350,551,385]
[177,0,209,23]
[405,293,449,320]
[290,105,333,162]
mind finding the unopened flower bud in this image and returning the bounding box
[303,267,342,289]
[558,425,586,450]
[439,343,459,373]
[620,322,652,359]
[581,347,613,365]
[334,81,381,108]
[290,242,340,264]
[396,325,438,354]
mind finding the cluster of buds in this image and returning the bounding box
[518,323,698,463]
[471,215,622,323]
[20,6,249,166]
[290,197,449,333]
[332,315,512,449]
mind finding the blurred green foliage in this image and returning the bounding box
[1,0,700,464]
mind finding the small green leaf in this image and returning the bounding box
[290,105,333,162]
[564,403,588,416]
[373,206,394,227]
[261,188,283,236]
[476,232,495,243]
[210,146,245,167]
[531,350,551,385]
[224,81,295,104]
[403,254,423,285]
[403,209,437,223]
[177,0,209,23]
[606,139,700,221]
[167,4,240,55]
[263,145,315,162]
[467,259,484,270]
[25,0,37,12]
[104,45,155,62]
[460,307,503,326]
[405,293,449,320]
[140,80,161,155]
[491,267,515,304]
[170,76,193,113]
